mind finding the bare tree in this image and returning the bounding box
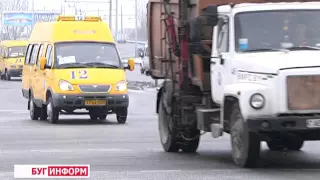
[0,0,29,40]
[136,0,147,41]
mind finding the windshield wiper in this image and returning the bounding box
[57,63,89,69]
[285,46,320,51]
[242,48,289,53]
[84,62,119,68]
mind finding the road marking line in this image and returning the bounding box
[30,149,74,153]
[1,148,160,154]
[0,110,25,112]
[87,148,132,152]
[28,148,134,153]
[140,170,182,173]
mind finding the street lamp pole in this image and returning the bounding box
[135,0,138,57]
[115,0,118,41]
[31,0,35,28]
[109,0,112,31]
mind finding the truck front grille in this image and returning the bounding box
[287,75,320,110]
[79,85,111,93]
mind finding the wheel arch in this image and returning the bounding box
[45,87,54,103]
[223,95,239,132]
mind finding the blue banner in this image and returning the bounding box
[3,12,60,26]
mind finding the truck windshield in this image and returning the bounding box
[54,42,122,69]
[234,10,320,52]
[8,46,26,58]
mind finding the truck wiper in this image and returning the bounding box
[84,62,119,68]
[285,46,320,51]
[242,48,289,53]
[57,63,89,69]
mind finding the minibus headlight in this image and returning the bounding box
[115,81,127,91]
[59,80,74,91]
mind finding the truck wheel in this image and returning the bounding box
[47,97,59,124]
[140,68,145,74]
[158,96,180,152]
[180,130,200,153]
[116,108,127,124]
[29,96,41,120]
[230,102,260,168]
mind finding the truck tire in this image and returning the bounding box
[158,96,180,152]
[29,95,41,120]
[180,130,200,153]
[47,97,59,124]
[230,102,260,168]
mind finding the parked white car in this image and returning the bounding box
[138,43,151,76]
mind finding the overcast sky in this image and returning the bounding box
[28,0,139,29]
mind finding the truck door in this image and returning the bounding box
[211,16,230,104]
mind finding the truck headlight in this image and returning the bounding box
[115,81,127,91]
[59,80,74,91]
[250,93,265,109]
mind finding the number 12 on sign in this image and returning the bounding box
[71,70,88,79]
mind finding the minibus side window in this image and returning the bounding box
[3,47,8,58]
[45,44,53,67]
[29,44,39,65]
[36,44,44,67]
[25,44,34,65]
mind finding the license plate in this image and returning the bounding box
[306,119,320,128]
[85,100,106,106]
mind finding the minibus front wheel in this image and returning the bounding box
[4,70,10,81]
[116,107,128,124]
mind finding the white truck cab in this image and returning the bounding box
[138,43,151,75]
[209,2,320,166]
[151,0,320,168]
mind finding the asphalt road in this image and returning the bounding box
[2,78,320,179]
[1,44,320,179]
